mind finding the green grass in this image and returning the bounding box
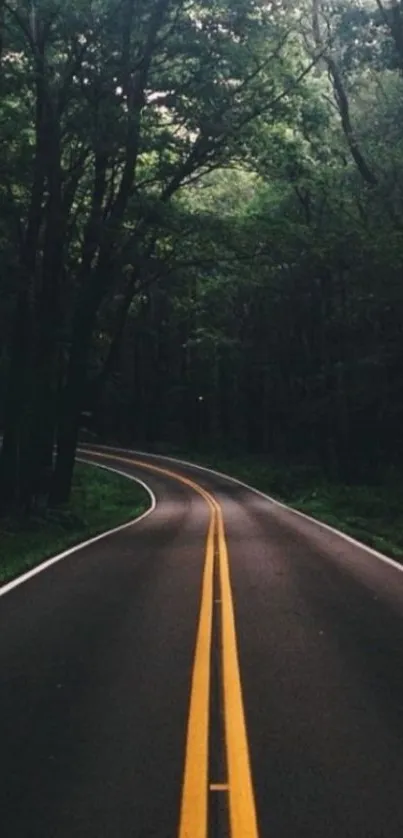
[157,446,403,561]
[0,462,150,585]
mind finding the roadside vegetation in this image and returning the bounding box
[218,461,403,561]
[0,463,149,585]
[153,446,403,561]
[1,0,403,547]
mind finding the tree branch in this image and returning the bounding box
[312,0,377,187]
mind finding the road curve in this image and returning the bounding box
[2,445,403,837]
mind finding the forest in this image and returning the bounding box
[1,0,403,521]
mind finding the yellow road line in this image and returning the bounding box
[217,506,259,838]
[80,449,259,838]
[178,511,215,838]
[81,450,215,837]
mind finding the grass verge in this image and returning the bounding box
[0,462,150,586]
[155,446,403,562]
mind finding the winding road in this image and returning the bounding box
[2,445,403,837]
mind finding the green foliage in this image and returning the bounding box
[0,0,300,509]
[156,449,403,559]
[0,463,149,584]
[2,0,403,514]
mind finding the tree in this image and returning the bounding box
[0,0,299,510]
[2,0,403,509]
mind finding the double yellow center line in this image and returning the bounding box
[82,450,259,838]
[178,477,259,838]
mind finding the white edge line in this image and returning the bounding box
[80,442,403,576]
[0,458,156,598]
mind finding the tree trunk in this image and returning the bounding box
[50,299,93,505]
[50,343,87,505]
[0,41,50,512]
[0,289,33,509]
[376,0,403,72]
[312,0,377,186]
[24,111,65,504]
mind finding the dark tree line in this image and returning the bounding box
[1,0,403,516]
[88,0,403,482]
[0,0,296,513]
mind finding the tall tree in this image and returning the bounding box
[0,0,300,509]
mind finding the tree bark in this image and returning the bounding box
[376,0,403,72]
[0,41,47,508]
[24,98,65,504]
[0,291,32,508]
[50,314,92,505]
[312,0,377,187]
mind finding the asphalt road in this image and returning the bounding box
[2,445,403,837]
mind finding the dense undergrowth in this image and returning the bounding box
[157,446,403,561]
[0,463,149,585]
